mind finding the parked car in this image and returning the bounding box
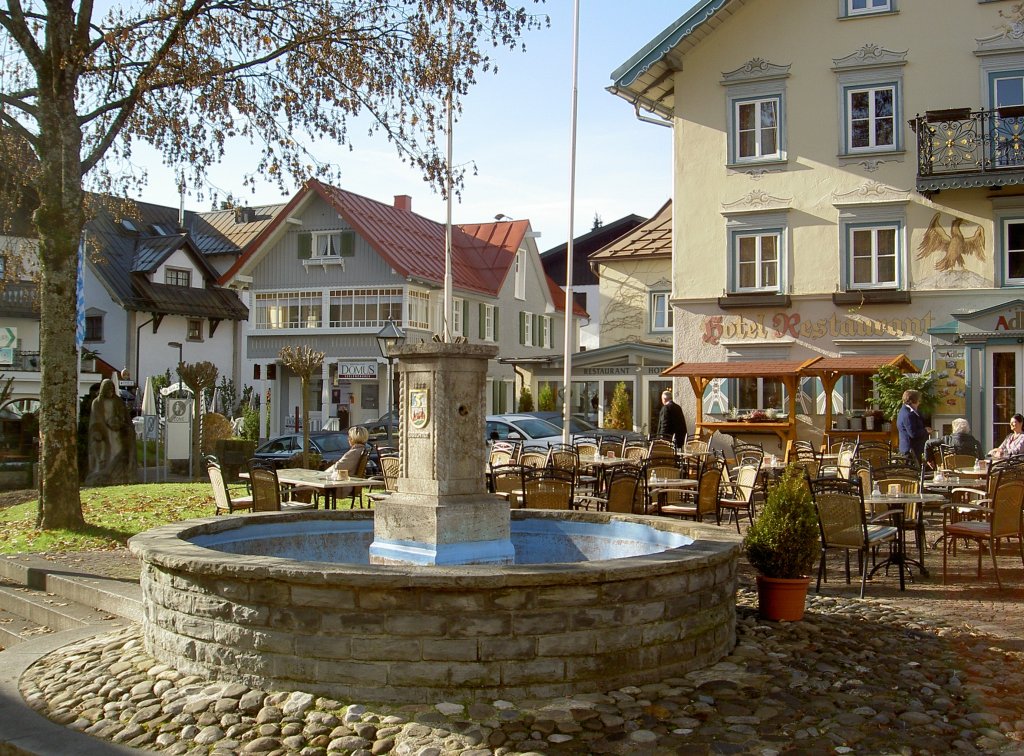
[252,431,351,469]
[523,411,644,441]
[485,414,564,447]
[367,409,399,436]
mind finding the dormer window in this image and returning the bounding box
[119,218,138,234]
[165,268,191,287]
[149,224,172,236]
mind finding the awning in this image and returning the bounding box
[661,358,820,379]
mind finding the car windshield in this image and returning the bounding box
[512,418,561,438]
[312,435,348,452]
[570,415,598,432]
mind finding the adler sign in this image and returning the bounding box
[336,361,378,380]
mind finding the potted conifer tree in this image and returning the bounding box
[743,463,820,621]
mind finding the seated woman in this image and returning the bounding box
[330,425,370,502]
[990,413,1024,459]
[924,417,983,464]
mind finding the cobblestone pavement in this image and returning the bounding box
[12,536,1024,755]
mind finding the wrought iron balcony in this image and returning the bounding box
[912,106,1024,193]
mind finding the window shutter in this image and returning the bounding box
[340,231,355,257]
[493,307,499,338]
[519,312,526,346]
[533,314,541,347]
[462,299,469,334]
[297,232,312,259]
[478,303,485,339]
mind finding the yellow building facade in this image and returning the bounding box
[611,0,1024,451]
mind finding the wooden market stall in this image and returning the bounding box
[661,358,821,447]
[799,354,918,449]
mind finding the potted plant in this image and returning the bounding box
[743,463,820,621]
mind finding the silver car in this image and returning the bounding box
[485,414,564,447]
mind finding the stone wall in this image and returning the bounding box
[130,510,741,704]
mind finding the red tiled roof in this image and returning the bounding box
[663,358,821,378]
[545,274,588,317]
[221,179,530,296]
[800,355,918,375]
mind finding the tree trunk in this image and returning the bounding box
[34,7,87,529]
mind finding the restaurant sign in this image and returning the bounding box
[336,361,378,380]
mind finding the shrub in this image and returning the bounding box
[538,384,556,412]
[604,382,633,430]
[743,463,819,579]
[518,387,534,412]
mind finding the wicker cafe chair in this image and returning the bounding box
[519,446,549,469]
[488,440,521,468]
[622,441,649,463]
[856,440,892,469]
[492,463,528,508]
[576,465,644,514]
[682,435,708,455]
[717,460,761,533]
[248,459,283,512]
[942,479,1024,589]
[379,452,400,493]
[657,457,724,522]
[942,452,978,472]
[207,456,253,515]
[647,438,676,462]
[599,438,624,458]
[522,468,575,510]
[810,477,899,599]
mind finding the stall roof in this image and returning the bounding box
[800,355,918,376]
[662,358,820,378]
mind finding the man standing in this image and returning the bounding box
[897,389,929,464]
[658,389,688,448]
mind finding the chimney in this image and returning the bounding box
[234,206,256,224]
[394,195,412,212]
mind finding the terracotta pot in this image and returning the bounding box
[755,575,811,621]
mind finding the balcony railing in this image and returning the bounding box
[912,106,1024,192]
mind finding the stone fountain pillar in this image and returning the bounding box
[369,341,513,565]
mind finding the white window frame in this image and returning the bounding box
[312,230,354,259]
[327,288,402,328]
[732,231,781,293]
[842,220,903,290]
[452,296,464,336]
[843,0,892,16]
[650,292,673,332]
[833,47,905,160]
[254,290,324,330]
[1004,217,1024,286]
[514,250,526,300]
[734,97,781,162]
[722,59,789,168]
[482,304,496,342]
[845,84,897,153]
[523,311,533,347]
[542,316,552,349]
[408,289,431,330]
[720,209,790,296]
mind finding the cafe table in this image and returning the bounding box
[647,477,698,510]
[862,491,946,586]
[242,469,383,510]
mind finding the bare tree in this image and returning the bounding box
[0,0,545,528]
[279,346,325,470]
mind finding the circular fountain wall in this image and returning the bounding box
[129,510,741,704]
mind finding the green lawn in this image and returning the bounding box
[0,481,372,554]
[0,483,215,554]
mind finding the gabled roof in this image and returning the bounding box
[539,214,645,287]
[219,180,586,315]
[86,198,248,321]
[608,0,747,118]
[590,199,671,267]
[663,358,819,378]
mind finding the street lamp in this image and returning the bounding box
[375,320,406,447]
[167,341,183,378]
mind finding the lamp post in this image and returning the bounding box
[375,320,406,447]
[167,341,183,377]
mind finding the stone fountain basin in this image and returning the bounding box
[129,509,741,704]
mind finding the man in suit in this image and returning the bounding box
[658,390,688,449]
[897,389,929,464]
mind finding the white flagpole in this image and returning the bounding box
[443,1,454,343]
[560,0,581,444]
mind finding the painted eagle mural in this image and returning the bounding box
[916,213,985,272]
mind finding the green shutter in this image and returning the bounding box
[340,231,355,257]
[297,232,312,259]
[519,312,526,345]
[493,307,499,340]
[462,299,469,335]
[478,303,485,339]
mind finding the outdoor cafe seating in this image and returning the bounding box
[941,479,1024,589]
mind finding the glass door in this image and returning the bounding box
[989,347,1023,449]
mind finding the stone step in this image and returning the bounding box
[0,581,121,636]
[0,554,142,623]
[0,604,54,649]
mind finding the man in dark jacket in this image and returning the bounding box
[658,390,688,448]
[897,389,929,464]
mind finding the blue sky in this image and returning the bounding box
[131,1,690,251]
